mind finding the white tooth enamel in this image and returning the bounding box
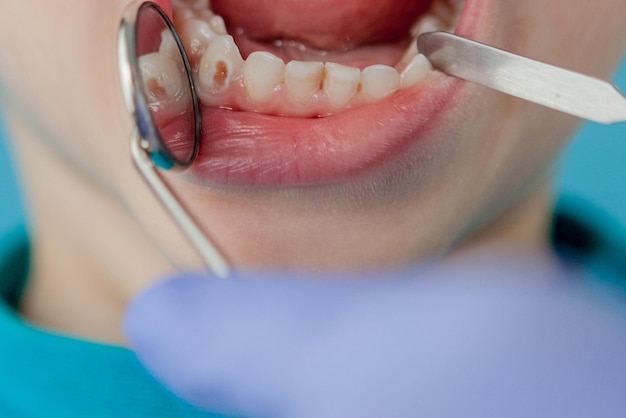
[398,39,419,68]
[360,65,399,101]
[180,18,217,59]
[323,63,360,108]
[284,61,324,105]
[243,51,285,103]
[400,54,432,89]
[158,29,180,62]
[430,0,463,29]
[209,15,228,35]
[138,53,186,110]
[411,15,444,37]
[198,35,244,93]
[197,9,215,23]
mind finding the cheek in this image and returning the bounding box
[462,0,626,221]
[520,1,626,77]
[431,85,577,244]
[0,2,136,185]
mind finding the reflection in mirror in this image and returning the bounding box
[135,4,197,165]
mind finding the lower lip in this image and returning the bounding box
[189,2,482,187]
[192,78,462,186]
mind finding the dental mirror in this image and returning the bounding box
[118,1,231,277]
[129,2,198,168]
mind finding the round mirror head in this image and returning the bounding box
[134,3,199,168]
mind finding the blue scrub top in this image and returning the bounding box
[0,226,230,417]
[0,210,624,417]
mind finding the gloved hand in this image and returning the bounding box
[125,255,626,418]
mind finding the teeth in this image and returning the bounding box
[209,15,228,35]
[243,52,286,103]
[411,15,445,38]
[158,29,180,62]
[430,0,465,29]
[197,9,215,22]
[400,54,432,89]
[198,35,244,93]
[179,18,217,60]
[398,35,420,68]
[138,52,187,112]
[284,61,324,105]
[172,1,461,116]
[323,63,361,108]
[360,65,399,101]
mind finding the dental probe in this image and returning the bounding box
[418,32,626,124]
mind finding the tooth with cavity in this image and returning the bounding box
[284,61,324,105]
[138,52,187,114]
[198,35,244,94]
[243,52,286,103]
[361,65,399,101]
[400,54,432,89]
[323,63,360,109]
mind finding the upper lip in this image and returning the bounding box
[178,0,488,187]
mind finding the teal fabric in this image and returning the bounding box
[0,113,24,238]
[0,227,229,418]
[556,57,626,229]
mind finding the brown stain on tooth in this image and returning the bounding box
[147,79,167,100]
[213,61,229,88]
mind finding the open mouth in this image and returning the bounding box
[144,0,482,186]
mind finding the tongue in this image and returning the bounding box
[211,0,432,51]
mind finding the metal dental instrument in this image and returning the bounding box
[118,1,231,278]
[418,31,626,124]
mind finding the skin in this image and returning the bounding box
[0,0,624,344]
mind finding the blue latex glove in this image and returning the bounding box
[125,256,626,418]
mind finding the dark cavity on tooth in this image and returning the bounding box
[213,61,229,88]
[147,79,167,100]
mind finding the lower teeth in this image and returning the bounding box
[142,0,465,117]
